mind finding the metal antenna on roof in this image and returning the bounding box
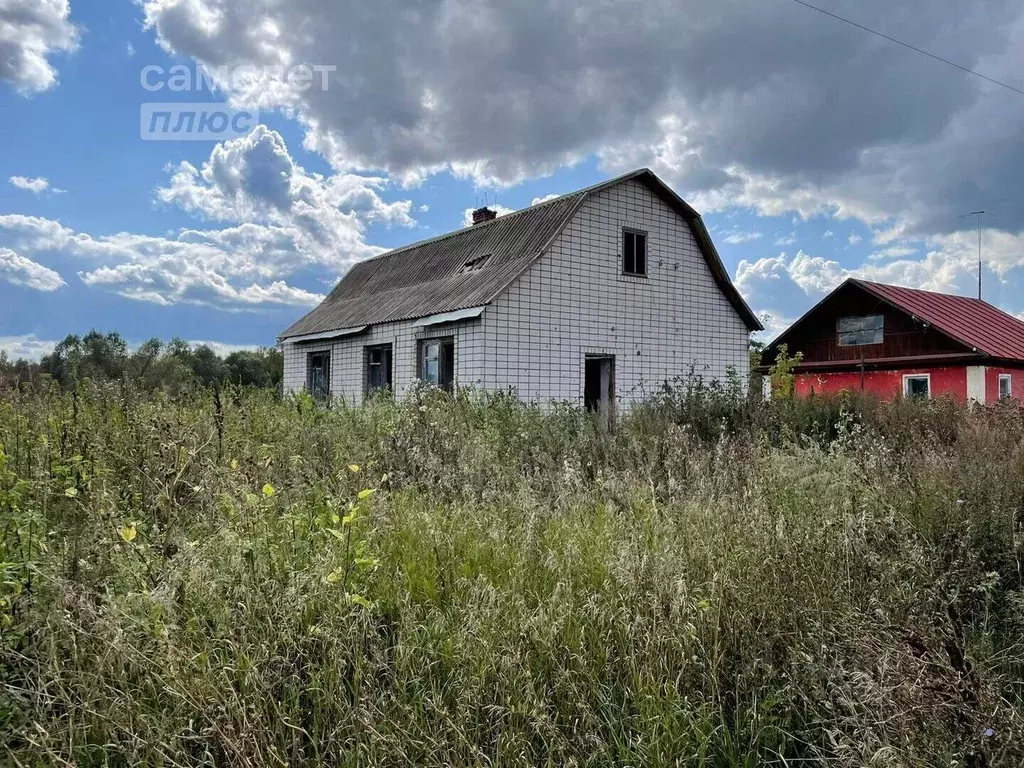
[958,210,989,300]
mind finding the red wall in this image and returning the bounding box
[985,367,1024,401]
[795,366,968,401]
[795,365,1024,402]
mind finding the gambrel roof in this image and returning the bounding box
[279,169,762,340]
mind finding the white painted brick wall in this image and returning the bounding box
[282,178,750,406]
[483,178,750,406]
[282,316,487,401]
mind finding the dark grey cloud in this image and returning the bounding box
[141,0,1024,235]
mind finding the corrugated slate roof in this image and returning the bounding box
[280,192,583,339]
[280,169,762,339]
[854,279,1024,360]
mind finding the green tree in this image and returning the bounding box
[224,348,283,388]
[40,334,84,388]
[80,330,129,380]
[21,332,280,391]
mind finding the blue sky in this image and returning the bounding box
[2,0,1023,359]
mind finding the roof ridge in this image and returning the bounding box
[339,193,574,271]
[853,277,988,304]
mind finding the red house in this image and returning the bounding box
[760,278,1024,402]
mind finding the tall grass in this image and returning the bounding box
[2,381,1024,766]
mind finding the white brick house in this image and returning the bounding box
[279,169,761,412]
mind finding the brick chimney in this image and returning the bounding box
[472,206,497,225]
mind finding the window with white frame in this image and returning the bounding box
[418,338,454,392]
[903,374,930,399]
[999,374,1012,400]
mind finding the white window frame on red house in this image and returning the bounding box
[902,373,931,399]
[999,373,1013,400]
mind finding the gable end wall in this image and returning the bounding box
[483,178,750,404]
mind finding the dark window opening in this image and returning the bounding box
[1000,374,1012,400]
[904,375,930,399]
[838,314,884,346]
[460,254,492,274]
[365,344,393,396]
[622,229,647,276]
[419,338,455,392]
[307,351,331,400]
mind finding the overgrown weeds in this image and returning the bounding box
[2,380,1024,766]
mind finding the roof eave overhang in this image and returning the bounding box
[755,352,990,374]
[279,325,369,344]
[686,215,763,331]
[412,305,486,328]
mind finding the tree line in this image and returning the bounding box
[0,330,282,391]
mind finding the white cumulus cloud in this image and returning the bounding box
[736,228,1024,338]
[128,0,1024,331]
[0,127,421,310]
[10,176,50,194]
[0,334,58,361]
[136,0,1024,238]
[0,0,79,93]
[531,193,562,206]
[0,247,65,291]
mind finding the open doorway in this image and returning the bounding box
[584,355,615,428]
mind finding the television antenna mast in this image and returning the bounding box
[958,210,991,300]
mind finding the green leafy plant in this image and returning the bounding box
[768,342,803,399]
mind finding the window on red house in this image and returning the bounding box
[1000,374,1012,400]
[838,315,883,346]
[903,374,930,399]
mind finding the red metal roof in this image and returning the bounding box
[853,279,1024,361]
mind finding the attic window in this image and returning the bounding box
[460,254,492,274]
[622,228,647,276]
[837,314,883,346]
